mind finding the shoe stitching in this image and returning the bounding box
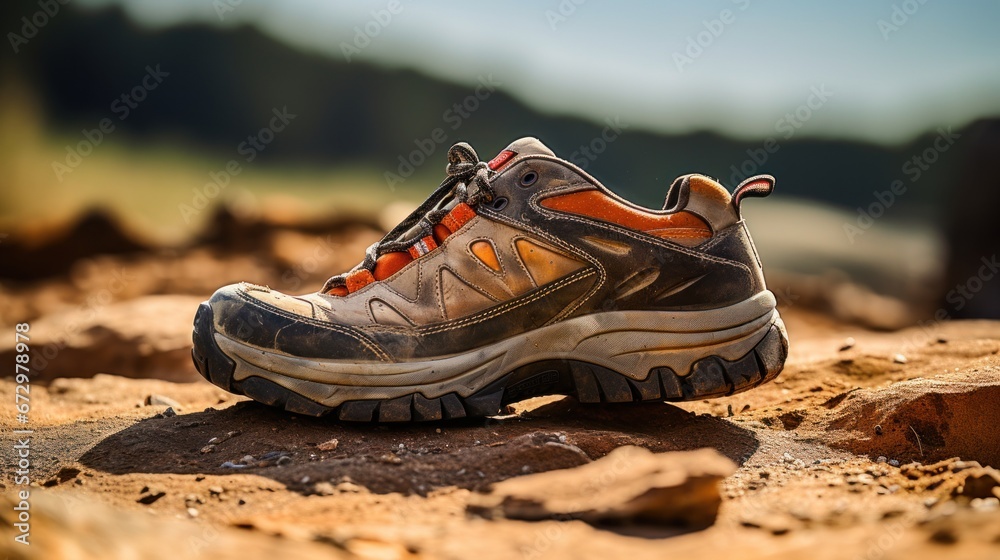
[235,289,390,362]
[417,268,597,336]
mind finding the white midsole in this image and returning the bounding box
[215,291,779,405]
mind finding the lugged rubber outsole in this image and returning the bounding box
[192,303,788,422]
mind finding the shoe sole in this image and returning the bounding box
[191,292,788,421]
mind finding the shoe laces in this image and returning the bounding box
[321,142,496,293]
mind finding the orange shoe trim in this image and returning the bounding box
[345,269,375,293]
[441,202,476,233]
[540,190,711,240]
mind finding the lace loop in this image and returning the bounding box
[322,142,496,293]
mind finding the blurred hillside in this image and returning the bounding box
[0,2,997,320]
[0,5,973,212]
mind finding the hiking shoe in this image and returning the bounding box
[191,137,787,421]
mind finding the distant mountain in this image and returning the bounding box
[0,3,970,215]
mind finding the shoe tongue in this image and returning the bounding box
[487,137,555,171]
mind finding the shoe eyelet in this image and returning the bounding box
[489,196,509,211]
[519,171,538,187]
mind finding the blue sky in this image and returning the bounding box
[79,0,1000,144]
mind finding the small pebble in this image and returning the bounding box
[187,507,199,518]
[335,481,363,493]
[782,452,795,463]
[241,455,256,464]
[317,439,339,452]
[220,461,246,469]
[208,486,224,495]
[146,394,182,409]
[889,459,900,467]
[971,497,1000,511]
[159,407,177,418]
[276,456,292,466]
[839,337,856,351]
[379,454,402,465]
[892,353,907,364]
[877,456,887,463]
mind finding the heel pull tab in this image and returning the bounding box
[732,175,775,214]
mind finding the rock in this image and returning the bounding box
[159,407,177,418]
[146,394,182,409]
[313,482,336,496]
[276,456,293,466]
[468,446,735,528]
[379,454,402,465]
[839,337,856,351]
[42,466,81,487]
[240,455,256,464]
[335,481,364,494]
[317,438,339,452]
[815,370,1000,466]
[892,353,908,364]
[208,486,224,495]
[137,488,166,505]
[220,462,247,469]
[187,507,199,518]
[200,445,216,454]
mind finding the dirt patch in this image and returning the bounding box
[811,370,1000,467]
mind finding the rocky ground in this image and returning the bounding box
[1,304,999,559]
[1,213,999,559]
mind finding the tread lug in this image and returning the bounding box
[590,364,634,403]
[628,372,662,401]
[570,365,602,403]
[378,395,413,422]
[462,387,505,417]
[338,400,378,422]
[440,393,467,419]
[412,394,443,421]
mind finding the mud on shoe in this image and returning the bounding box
[191,137,788,421]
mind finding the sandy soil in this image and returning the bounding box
[2,303,1000,560]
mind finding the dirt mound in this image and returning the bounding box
[0,295,204,382]
[813,369,1000,466]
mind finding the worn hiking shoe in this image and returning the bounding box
[192,137,787,421]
